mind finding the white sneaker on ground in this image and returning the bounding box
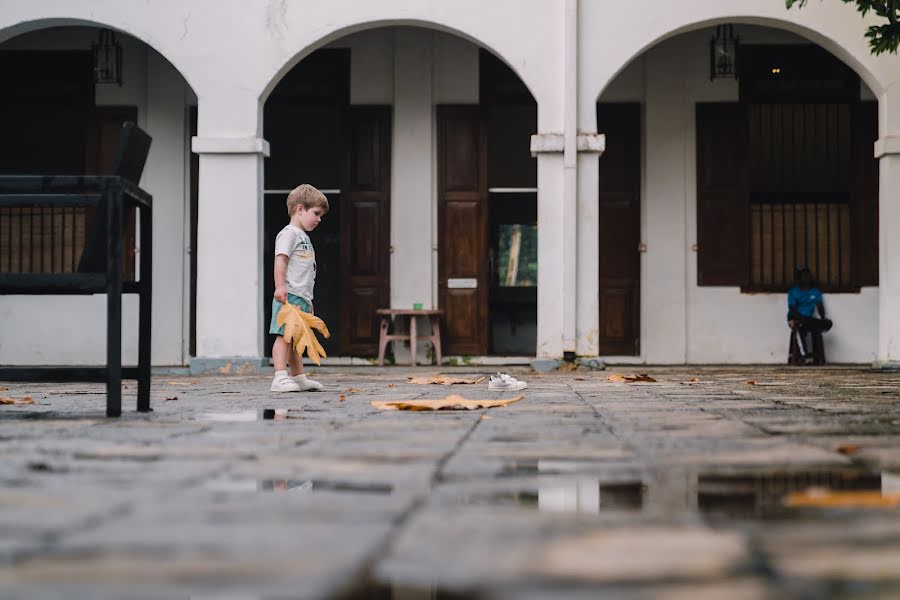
[271,371,300,392]
[488,372,528,392]
[292,374,323,392]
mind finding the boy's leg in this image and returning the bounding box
[287,347,304,377]
[272,335,289,372]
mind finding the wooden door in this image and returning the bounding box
[597,103,641,355]
[696,103,750,286]
[437,105,488,356]
[339,106,392,355]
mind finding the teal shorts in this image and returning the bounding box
[269,294,311,336]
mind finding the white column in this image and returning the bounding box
[391,28,434,311]
[876,131,900,367]
[191,93,268,370]
[143,50,188,366]
[576,144,602,357]
[534,142,566,359]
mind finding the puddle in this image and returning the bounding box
[698,468,897,517]
[206,477,392,495]
[466,480,645,513]
[198,408,304,422]
[498,458,621,476]
[336,579,481,600]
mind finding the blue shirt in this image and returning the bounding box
[788,286,822,319]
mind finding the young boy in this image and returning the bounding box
[270,184,328,392]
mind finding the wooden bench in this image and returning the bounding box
[376,309,443,366]
[0,123,153,417]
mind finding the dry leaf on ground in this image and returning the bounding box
[372,394,524,411]
[747,380,756,385]
[407,375,486,385]
[165,396,179,401]
[276,303,331,365]
[346,388,361,393]
[557,362,578,372]
[605,373,657,383]
[0,396,34,405]
[0,386,7,391]
[574,377,586,381]
[836,443,861,455]
[339,394,346,402]
[784,488,900,508]
[388,384,398,388]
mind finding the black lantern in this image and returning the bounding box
[709,24,739,81]
[92,28,123,85]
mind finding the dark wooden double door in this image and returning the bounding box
[436,104,641,357]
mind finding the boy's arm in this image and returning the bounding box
[273,254,289,302]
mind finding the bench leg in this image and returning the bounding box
[377,317,390,366]
[431,316,442,366]
[106,188,123,418]
[409,316,417,367]
[137,206,152,412]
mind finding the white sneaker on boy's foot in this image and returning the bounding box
[271,371,300,393]
[292,374,323,392]
[488,372,528,392]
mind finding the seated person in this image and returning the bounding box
[787,266,832,358]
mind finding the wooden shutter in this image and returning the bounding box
[597,103,641,355]
[696,103,750,286]
[851,101,879,287]
[340,106,392,355]
[437,105,488,356]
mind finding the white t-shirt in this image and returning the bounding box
[274,224,315,302]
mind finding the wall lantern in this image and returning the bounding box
[92,28,123,86]
[709,24,739,81]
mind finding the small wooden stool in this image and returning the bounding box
[376,309,443,366]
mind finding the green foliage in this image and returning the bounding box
[786,0,900,55]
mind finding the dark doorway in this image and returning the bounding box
[262,49,391,358]
[597,103,641,356]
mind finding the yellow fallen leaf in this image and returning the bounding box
[388,384,398,388]
[346,388,361,393]
[0,396,34,405]
[339,394,346,402]
[407,375,486,385]
[371,394,524,411]
[605,373,656,383]
[276,303,331,366]
[784,488,900,508]
[480,414,493,420]
[836,443,861,456]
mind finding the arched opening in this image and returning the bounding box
[594,23,879,363]
[0,24,198,366]
[261,26,538,361]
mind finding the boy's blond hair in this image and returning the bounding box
[286,184,329,217]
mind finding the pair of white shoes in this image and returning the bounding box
[488,372,528,392]
[270,371,324,393]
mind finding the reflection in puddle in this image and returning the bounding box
[499,458,613,477]
[206,477,392,495]
[198,408,303,422]
[698,468,894,517]
[338,580,480,600]
[482,481,644,513]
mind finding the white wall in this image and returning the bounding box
[0,27,191,366]
[598,28,879,363]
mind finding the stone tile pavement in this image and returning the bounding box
[0,366,899,599]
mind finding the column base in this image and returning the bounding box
[190,356,269,375]
[872,360,900,371]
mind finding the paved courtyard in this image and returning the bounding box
[1,366,899,599]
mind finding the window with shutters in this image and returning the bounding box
[697,45,878,292]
